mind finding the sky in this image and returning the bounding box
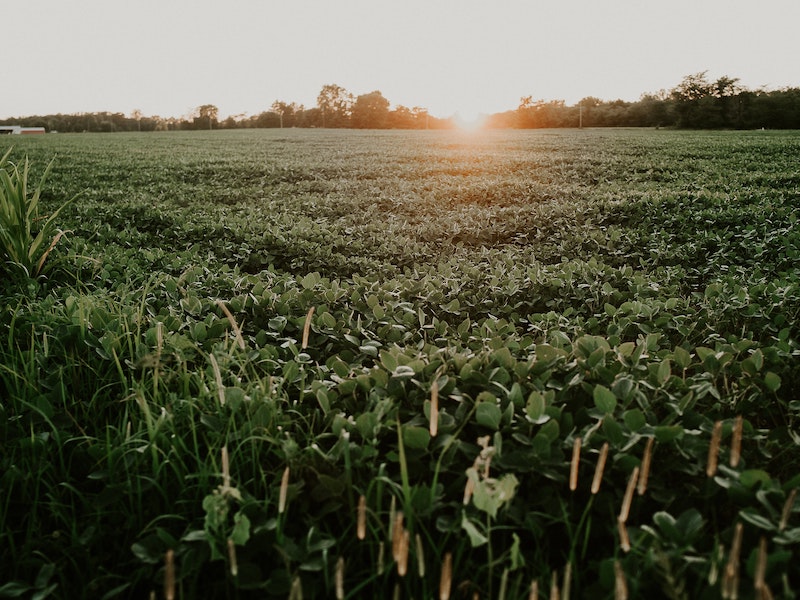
[4,0,800,120]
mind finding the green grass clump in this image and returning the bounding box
[1,129,799,599]
[0,148,76,280]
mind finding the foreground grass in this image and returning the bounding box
[1,129,799,598]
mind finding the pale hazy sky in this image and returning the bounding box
[4,0,799,120]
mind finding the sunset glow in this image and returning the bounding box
[453,111,488,131]
[3,0,800,121]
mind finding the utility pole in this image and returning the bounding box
[579,103,583,128]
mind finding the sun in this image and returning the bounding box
[453,110,487,131]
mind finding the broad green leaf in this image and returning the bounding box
[623,408,646,431]
[672,345,691,369]
[476,402,502,430]
[740,469,771,489]
[602,416,624,446]
[525,391,548,424]
[738,508,776,531]
[231,512,251,545]
[657,359,671,385]
[593,385,617,414]
[764,371,781,392]
[654,425,684,443]
[402,425,430,450]
[356,412,378,440]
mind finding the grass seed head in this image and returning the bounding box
[722,522,743,599]
[779,488,797,532]
[227,538,238,577]
[415,532,425,577]
[569,437,581,491]
[707,420,723,477]
[439,552,453,600]
[336,556,345,600]
[396,529,410,577]
[392,511,405,561]
[357,494,367,540]
[562,561,572,600]
[618,518,631,553]
[591,442,609,494]
[279,466,290,514]
[638,437,654,495]
[528,580,539,600]
[164,549,175,600]
[221,445,231,489]
[754,536,768,594]
[289,576,303,600]
[302,306,315,349]
[377,541,385,576]
[430,379,439,437]
[619,467,639,523]
[216,299,245,350]
[209,353,225,406]
[730,415,743,467]
[550,570,560,600]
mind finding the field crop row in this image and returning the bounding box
[2,129,799,598]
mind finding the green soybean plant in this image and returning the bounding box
[0,148,76,279]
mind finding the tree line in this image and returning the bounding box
[3,73,799,132]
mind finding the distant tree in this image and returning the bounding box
[192,104,219,130]
[388,105,415,128]
[271,101,300,128]
[130,109,143,131]
[670,72,716,127]
[317,84,353,127]
[351,91,390,128]
[517,97,569,128]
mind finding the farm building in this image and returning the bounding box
[0,125,46,135]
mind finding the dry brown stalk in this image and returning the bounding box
[430,379,439,437]
[569,437,581,492]
[591,442,609,494]
[439,552,453,600]
[357,494,367,540]
[216,299,246,350]
[779,488,797,532]
[614,560,628,600]
[301,306,315,349]
[164,549,175,600]
[707,420,723,477]
[619,467,639,523]
[638,437,654,495]
[730,415,743,467]
[279,466,290,514]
